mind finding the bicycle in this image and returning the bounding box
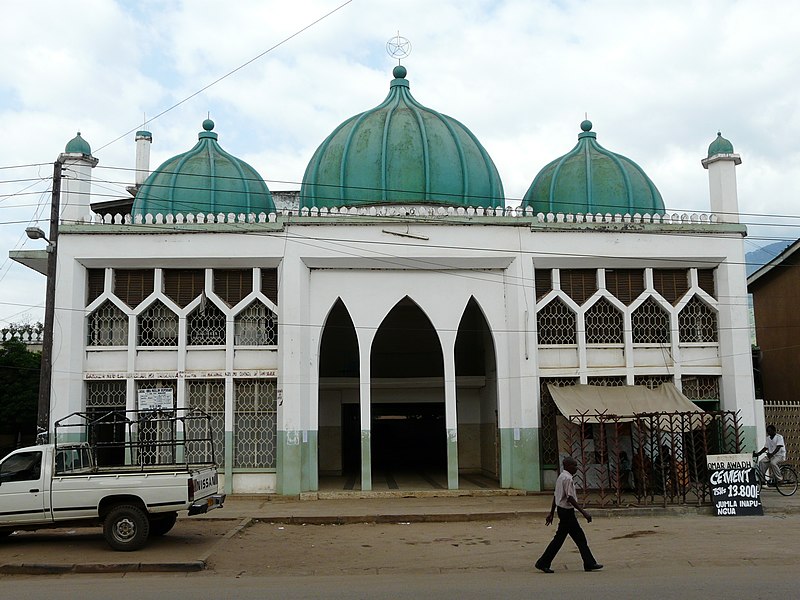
[752,453,798,497]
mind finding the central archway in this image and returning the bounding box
[370,297,446,487]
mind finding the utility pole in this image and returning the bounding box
[37,160,63,442]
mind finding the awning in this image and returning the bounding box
[548,382,706,428]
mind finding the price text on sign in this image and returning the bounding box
[707,453,763,516]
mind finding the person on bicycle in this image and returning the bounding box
[754,425,786,485]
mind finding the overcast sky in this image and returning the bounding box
[1,0,798,327]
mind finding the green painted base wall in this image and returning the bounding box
[277,430,317,495]
[499,427,541,491]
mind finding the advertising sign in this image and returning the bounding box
[707,453,763,516]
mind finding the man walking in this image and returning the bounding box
[535,456,603,573]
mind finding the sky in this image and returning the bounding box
[1,0,799,328]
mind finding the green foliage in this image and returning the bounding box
[0,338,41,435]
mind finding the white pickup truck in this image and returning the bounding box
[0,411,225,551]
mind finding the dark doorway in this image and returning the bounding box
[371,403,446,470]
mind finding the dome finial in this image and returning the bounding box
[386,32,412,65]
[203,118,215,131]
[581,119,593,132]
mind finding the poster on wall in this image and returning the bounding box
[707,453,763,516]
[137,388,174,412]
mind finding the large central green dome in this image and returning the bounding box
[300,65,504,210]
[522,120,665,215]
[133,120,275,218]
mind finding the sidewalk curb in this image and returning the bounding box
[0,561,205,575]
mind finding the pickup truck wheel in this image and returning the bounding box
[149,512,178,536]
[103,504,150,551]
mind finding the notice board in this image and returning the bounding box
[707,453,763,516]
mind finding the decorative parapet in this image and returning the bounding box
[2,323,44,345]
[75,207,719,226]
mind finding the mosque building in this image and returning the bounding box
[11,63,756,496]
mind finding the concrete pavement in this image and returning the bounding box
[1,489,797,574]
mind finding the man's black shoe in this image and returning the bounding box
[584,563,603,572]
[535,562,554,574]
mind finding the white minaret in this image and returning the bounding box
[59,132,99,224]
[701,132,742,224]
[134,129,153,186]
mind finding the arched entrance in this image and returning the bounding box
[369,297,446,487]
[455,297,500,487]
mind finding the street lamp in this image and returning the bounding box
[25,227,55,252]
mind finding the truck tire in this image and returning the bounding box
[149,511,178,536]
[103,504,150,551]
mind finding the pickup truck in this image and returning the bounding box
[0,411,225,551]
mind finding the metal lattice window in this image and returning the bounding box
[634,375,674,389]
[187,300,226,346]
[234,379,277,469]
[537,298,576,345]
[187,379,226,466]
[138,301,179,347]
[584,297,623,344]
[678,296,718,343]
[681,376,720,402]
[540,378,578,466]
[234,302,277,346]
[86,381,127,409]
[632,297,671,344]
[586,376,627,387]
[87,301,128,346]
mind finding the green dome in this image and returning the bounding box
[300,66,504,209]
[132,120,275,218]
[65,132,91,155]
[707,131,734,157]
[522,121,665,215]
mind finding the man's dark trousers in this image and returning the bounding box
[537,506,597,568]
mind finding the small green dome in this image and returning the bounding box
[522,121,665,215]
[65,132,91,155]
[132,120,275,218]
[707,132,734,157]
[300,67,504,209]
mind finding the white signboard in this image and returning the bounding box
[137,388,174,411]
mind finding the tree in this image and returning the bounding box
[0,338,41,437]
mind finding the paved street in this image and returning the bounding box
[1,491,798,598]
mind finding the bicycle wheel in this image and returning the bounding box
[776,465,798,497]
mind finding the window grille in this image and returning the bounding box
[681,376,720,402]
[653,269,689,305]
[261,269,279,305]
[559,269,597,305]
[214,269,252,307]
[187,300,226,346]
[697,269,716,299]
[604,269,644,305]
[631,297,670,344]
[187,379,225,466]
[86,380,127,409]
[86,381,127,466]
[234,301,278,346]
[114,269,154,308]
[537,298,576,345]
[86,269,105,305]
[540,378,578,466]
[586,376,627,387]
[634,375,674,389]
[87,301,128,346]
[534,269,552,301]
[164,269,204,308]
[584,297,623,344]
[678,296,718,343]
[234,379,277,469]
[138,301,179,347]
